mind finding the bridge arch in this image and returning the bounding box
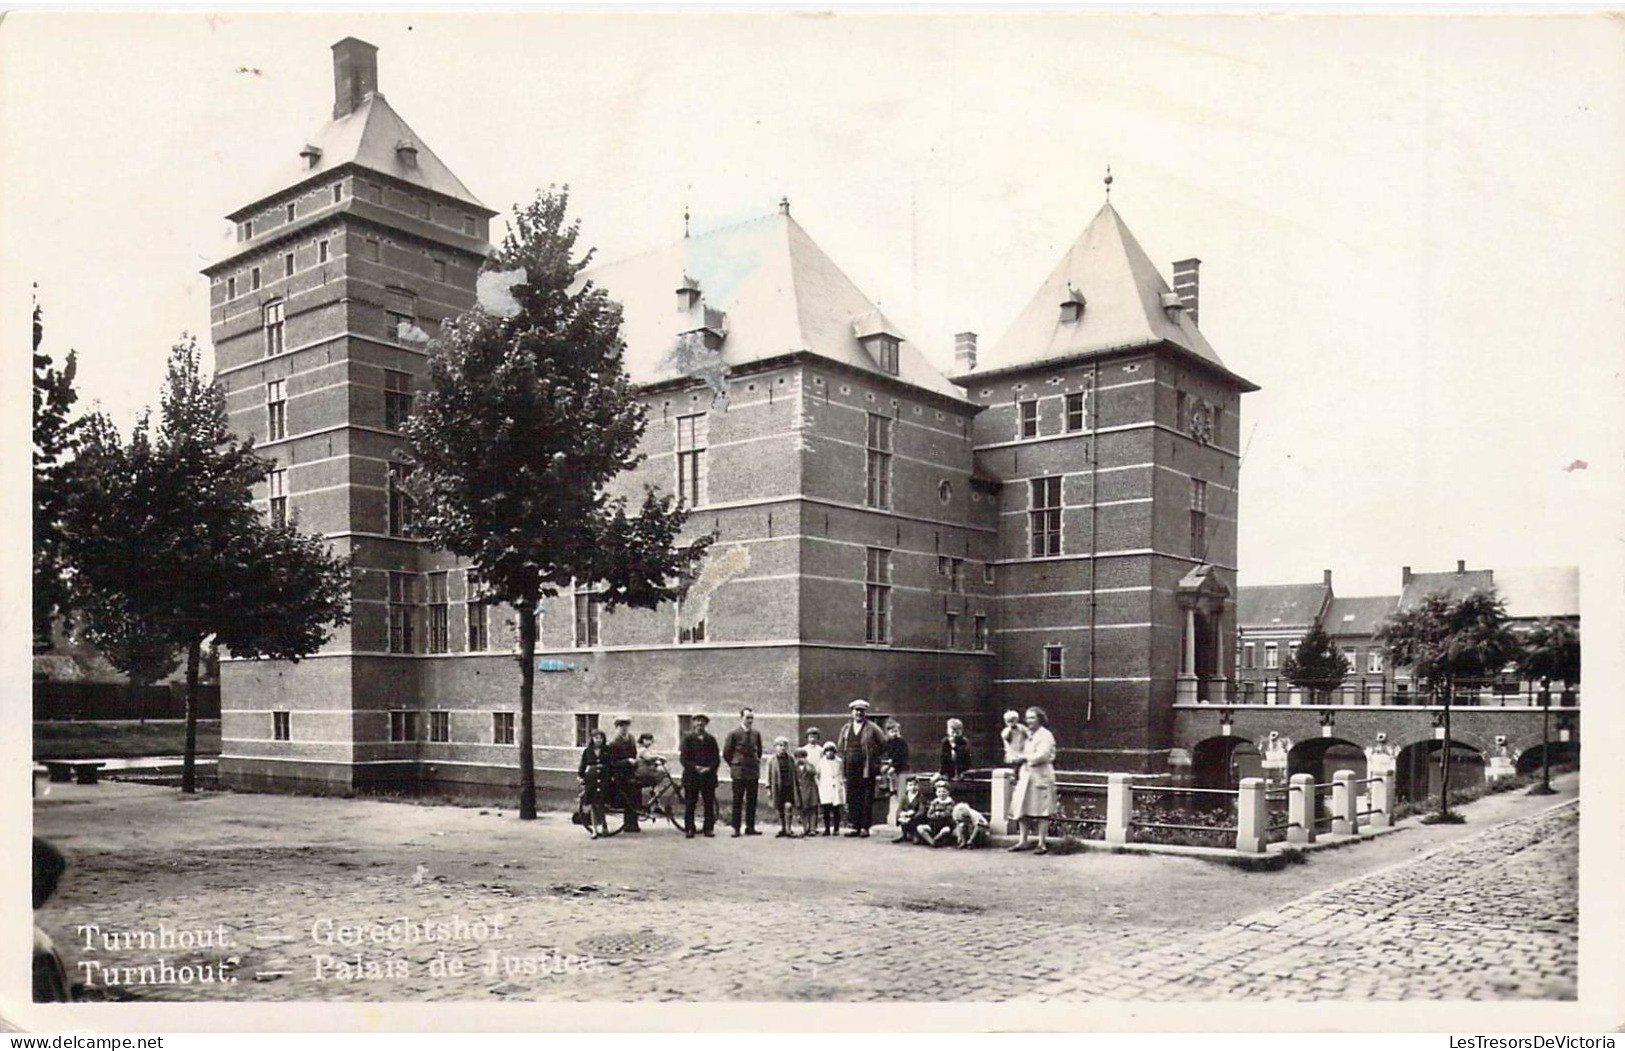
[1192,736,1262,790]
[1394,739,1485,803]
[1287,737,1368,784]
[1514,741,1580,776]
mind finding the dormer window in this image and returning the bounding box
[395,139,419,166]
[300,144,323,170]
[865,335,900,375]
[1060,286,1087,323]
[238,220,253,242]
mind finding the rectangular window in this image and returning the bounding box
[973,614,988,651]
[1044,644,1064,680]
[283,252,295,278]
[1030,476,1062,557]
[869,336,899,375]
[428,710,450,743]
[1190,478,1208,557]
[388,572,417,654]
[676,598,706,644]
[318,239,330,263]
[387,462,414,537]
[363,238,380,262]
[263,300,285,356]
[272,711,290,741]
[1368,651,1384,674]
[864,547,891,645]
[463,215,476,236]
[266,379,287,441]
[574,712,599,748]
[1065,391,1087,432]
[383,369,413,431]
[865,413,892,509]
[675,413,708,507]
[385,288,417,342]
[949,557,963,593]
[1176,390,1189,430]
[268,469,287,527]
[492,712,515,745]
[286,202,296,223]
[983,563,995,585]
[945,612,959,649]
[251,266,261,291]
[427,572,449,654]
[1288,642,1301,663]
[1212,405,1224,444]
[333,183,343,204]
[1343,648,1358,675]
[433,258,447,282]
[238,220,253,241]
[1265,642,1279,670]
[466,598,489,651]
[574,588,602,648]
[227,276,236,299]
[389,710,419,742]
[1242,642,1256,670]
[1019,399,1039,439]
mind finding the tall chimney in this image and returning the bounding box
[954,332,978,373]
[1172,258,1201,327]
[1402,566,1412,586]
[1457,559,1466,574]
[1323,569,1332,587]
[332,38,379,120]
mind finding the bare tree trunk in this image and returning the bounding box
[182,638,200,795]
[518,603,537,820]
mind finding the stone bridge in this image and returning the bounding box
[1171,702,1580,800]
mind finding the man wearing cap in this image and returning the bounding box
[721,708,764,836]
[679,714,720,838]
[606,717,641,834]
[836,699,887,837]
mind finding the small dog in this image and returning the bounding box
[951,802,989,849]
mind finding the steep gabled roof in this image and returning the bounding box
[975,201,1254,389]
[1398,568,1495,612]
[1496,566,1579,620]
[584,209,964,400]
[231,93,491,220]
[1324,594,1400,638]
[1236,582,1332,630]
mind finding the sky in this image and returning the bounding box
[4,11,1621,599]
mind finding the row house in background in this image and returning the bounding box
[207,38,1256,796]
[1235,561,1579,707]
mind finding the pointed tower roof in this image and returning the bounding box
[228,44,491,221]
[974,201,1255,390]
[585,207,963,401]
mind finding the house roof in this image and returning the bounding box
[973,200,1255,389]
[1324,594,1400,638]
[1236,583,1331,630]
[582,208,965,401]
[231,93,491,221]
[1398,568,1495,612]
[1496,565,1579,620]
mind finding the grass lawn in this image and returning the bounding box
[33,719,222,760]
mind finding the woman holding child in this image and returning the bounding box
[1007,706,1056,855]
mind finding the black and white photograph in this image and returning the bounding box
[7,9,1622,1033]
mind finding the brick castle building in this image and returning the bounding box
[206,39,1256,795]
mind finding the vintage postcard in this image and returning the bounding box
[5,8,1622,1034]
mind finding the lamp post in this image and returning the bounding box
[1528,677,1556,796]
[1438,676,1453,819]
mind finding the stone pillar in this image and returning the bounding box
[1177,605,1200,703]
[989,768,1016,834]
[1369,770,1394,828]
[1235,777,1266,854]
[1331,769,1359,836]
[1105,772,1132,846]
[1288,772,1316,844]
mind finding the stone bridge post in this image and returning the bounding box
[1235,777,1266,854]
[990,768,1015,834]
[1105,773,1132,846]
[1288,773,1316,845]
[1332,768,1359,836]
[1369,770,1394,828]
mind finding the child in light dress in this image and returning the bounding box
[1001,709,1029,768]
[815,742,846,835]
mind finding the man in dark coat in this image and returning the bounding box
[679,713,720,838]
[836,698,887,836]
[721,707,763,836]
[606,717,641,833]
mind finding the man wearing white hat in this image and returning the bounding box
[835,699,886,837]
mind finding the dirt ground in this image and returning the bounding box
[30,771,1580,1003]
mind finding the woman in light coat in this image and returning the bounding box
[1008,706,1056,855]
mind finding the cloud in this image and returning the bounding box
[476,268,526,319]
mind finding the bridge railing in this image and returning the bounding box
[991,768,1396,855]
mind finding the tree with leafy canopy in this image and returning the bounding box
[63,339,351,792]
[1280,621,1349,704]
[404,187,709,820]
[1377,589,1519,817]
[1518,619,1580,704]
[33,294,83,651]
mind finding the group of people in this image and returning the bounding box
[575,700,1060,854]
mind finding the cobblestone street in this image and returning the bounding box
[34,776,1578,1002]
